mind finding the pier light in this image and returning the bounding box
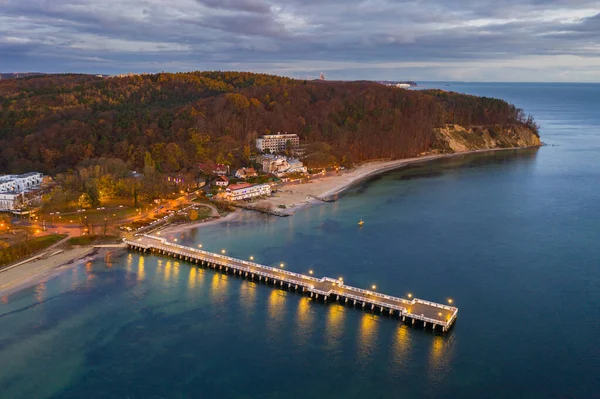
[198,244,203,248]
[250,256,254,260]
[448,298,453,304]
[338,277,343,282]
[372,285,377,290]
[309,270,313,275]
[221,249,226,254]
[173,238,178,242]
[407,293,413,298]
[280,263,285,268]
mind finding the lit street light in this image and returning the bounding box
[372,285,377,290]
[250,256,254,260]
[280,263,284,268]
[448,298,453,304]
[407,293,413,299]
[221,249,226,254]
[309,270,313,275]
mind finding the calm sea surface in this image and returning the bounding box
[1,83,599,399]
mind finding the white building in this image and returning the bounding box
[235,167,258,179]
[225,183,271,201]
[0,193,21,211]
[261,155,307,177]
[256,133,299,153]
[214,176,229,187]
[0,173,44,211]
[0,172,43,193]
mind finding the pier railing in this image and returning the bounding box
[125,235,459,332]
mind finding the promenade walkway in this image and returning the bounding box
[125,234,459,332]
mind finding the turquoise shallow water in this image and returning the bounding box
[1,83,599,398]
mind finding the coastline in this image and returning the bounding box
[256,146,539,214]
[0,246,108,297]
[0,146,538,298]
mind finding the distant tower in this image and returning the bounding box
[319,72,325,81]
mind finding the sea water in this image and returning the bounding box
[0,83,598,398]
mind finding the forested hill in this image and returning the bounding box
[0,71,539,174]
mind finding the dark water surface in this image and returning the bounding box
[1,83,599,398]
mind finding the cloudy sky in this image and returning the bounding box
[1,0,600,81]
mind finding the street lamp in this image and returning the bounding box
[407,293,413,299]
[221,249,226,254]
[250,256,254,260]
[280,263,284,268]
[372,285,377,290]
[448,298,453,304]
[198,244,203,248]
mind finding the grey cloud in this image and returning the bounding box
[0,0,599,81]
[196,0,271,14]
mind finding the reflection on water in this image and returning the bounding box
[70,265,80,290]
[34,283,46,304]
[172,261,180,281]
[427,335,455,385]
[164,261,172,284]
[266,290,286,339]
[239,281,257,315]
[357,314,378,362]
[188,267,197,290]
[137,257,145,281]
[210,273,228,304]
[390,324,412,372]
[155,259,163,285]
[325,305,346,349]
[126,253,133,272]
[294,297,314,346]
[85,261,94,283]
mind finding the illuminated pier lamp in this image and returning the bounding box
[198,244,203,248]
[221,249,226,254]
[448,298,453,304]
[407,293,413,299]
[308,270,314,275]
[280,263,285,268]
[249,256,254,260]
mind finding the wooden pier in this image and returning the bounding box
[125,235,459,332]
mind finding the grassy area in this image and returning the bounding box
[0,234,67,267]
[68,235,119,246]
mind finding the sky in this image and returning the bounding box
[1,0,600,81]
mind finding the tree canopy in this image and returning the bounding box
[0,71,537,174]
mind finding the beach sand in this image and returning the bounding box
[0,247,100,297]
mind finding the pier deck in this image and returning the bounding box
[125,234,458,332]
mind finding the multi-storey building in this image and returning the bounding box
[225,183,271,201]
[0,172,44,211]
[256,133,299,153]
[260,155,307,177]
[0,173,43,193]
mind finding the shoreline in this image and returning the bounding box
[156,211,242,236]
[0,246,108,297]
[255,146,540,215]
[0,146,539,297]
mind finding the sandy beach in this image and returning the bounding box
[255,149,518,214]
[0,147,534,297]
[0,246,100,297]
[157,211,242,236]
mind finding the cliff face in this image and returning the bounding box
[431,124,541,154]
